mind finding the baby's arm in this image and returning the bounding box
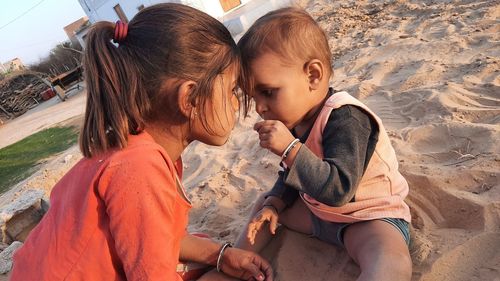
[266,170,300,207]
[247,200,279,245]
[246,171,298,244]
[284,105,379,206]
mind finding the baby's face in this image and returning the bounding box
[249,52,313,129]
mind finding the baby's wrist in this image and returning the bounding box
[281,138,300,160]
[282,141,301,168]
[262,203,279,214]
[264,196,286,212]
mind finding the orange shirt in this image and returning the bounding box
[11,132,191,281]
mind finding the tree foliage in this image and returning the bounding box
[29,41,82,77]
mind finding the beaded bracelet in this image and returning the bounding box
[281,138,300,160]
[216,242,232,272]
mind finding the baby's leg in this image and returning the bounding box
[278,197,313,235]
[343,220,412,281]
[235,195,313,253]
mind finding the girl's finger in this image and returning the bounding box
[242,262,265,281]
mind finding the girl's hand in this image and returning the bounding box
[220,247,274,281]
[254,120,295,156]
[247,205,279,245]
[197,269,240,281]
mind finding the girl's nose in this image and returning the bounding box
[255,100,267,116]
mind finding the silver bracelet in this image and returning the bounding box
[281,138,300,160]
[216,242,232,272]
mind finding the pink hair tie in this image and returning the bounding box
[113,20,128,43]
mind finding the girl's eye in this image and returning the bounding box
[261,89,274,97]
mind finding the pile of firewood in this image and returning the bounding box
[0,72,49,119]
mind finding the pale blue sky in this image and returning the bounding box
[0,0,86,65]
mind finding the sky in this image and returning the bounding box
[0,0,87,65]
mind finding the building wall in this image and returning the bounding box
[64,17,89,48]
[78,0,150,23]
[0,58,25,74]
[220,0,292,39]
[0,63,8,74]
[75,25,91,48]
[78,0,211,24]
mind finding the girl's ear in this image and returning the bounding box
[303,59,324,91]
[177,80,197,118]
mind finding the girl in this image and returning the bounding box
[236,7,412,281]
[10,4,272,281]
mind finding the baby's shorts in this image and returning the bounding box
[310,215,411,247]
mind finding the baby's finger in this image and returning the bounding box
[258,132,269,141]
[252,220,264,233]
[247,222,261,241]
[248,230,256,245]
[269,215,278,235]
[247,223,257,238]
[254,121,265,132]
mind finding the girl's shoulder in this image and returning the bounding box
[94,132,180,198]
[105,132,175,175]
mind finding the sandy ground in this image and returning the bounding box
[0,0,499,280]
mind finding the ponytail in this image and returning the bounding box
[80,22,149,158]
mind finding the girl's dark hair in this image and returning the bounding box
[81,3,240,157]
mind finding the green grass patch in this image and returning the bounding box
[0,126,78,194]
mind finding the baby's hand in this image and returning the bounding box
[247,205,279,245]
[254,120,295,156]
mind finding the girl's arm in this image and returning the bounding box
[180,234,273,281]
[179,234,220,265]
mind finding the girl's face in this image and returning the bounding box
[191,64,239,146]
[249,52,313,129]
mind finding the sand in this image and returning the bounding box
[0,0,498,280]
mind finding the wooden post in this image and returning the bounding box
[0,104,13,118]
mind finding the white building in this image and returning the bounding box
[76,0,292,46]
[78,0,247,24]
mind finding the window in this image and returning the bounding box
[219,0,241,12]
[113,4,128,23]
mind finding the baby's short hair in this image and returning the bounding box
[238,7,332,100]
